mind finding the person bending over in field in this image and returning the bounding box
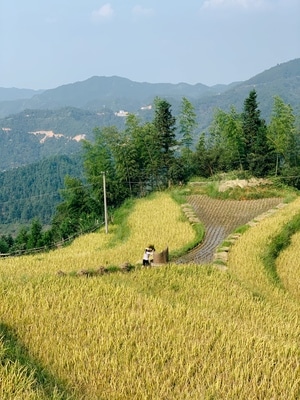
[142,245,155,266]
[142,248,151,266]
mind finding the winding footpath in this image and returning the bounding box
[177,195,284,264]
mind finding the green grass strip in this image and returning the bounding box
[262,212,300,288]
[105,197,136,248]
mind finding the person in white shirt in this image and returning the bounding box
[142,248,151,266]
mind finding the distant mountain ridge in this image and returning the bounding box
[0,87,43,102]
[0,58,299,171]
[246,58,300,84]
[0,76,240,118]
[1,58,299,119]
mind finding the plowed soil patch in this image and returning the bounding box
[177,195,283,264]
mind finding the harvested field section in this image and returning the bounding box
[177,195,284,263]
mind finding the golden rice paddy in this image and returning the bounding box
[0,192,299,399]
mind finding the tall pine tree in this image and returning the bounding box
[242,89,273,176]
[153,98,177,186]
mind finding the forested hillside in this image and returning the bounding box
[0,107,144,170]
[0,154,84,233]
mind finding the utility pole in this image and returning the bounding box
[101,171,108,234]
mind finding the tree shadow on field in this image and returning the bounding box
[0,322,75,399]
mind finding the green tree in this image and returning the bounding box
[124,115,156,194]
[224,107,245,170]
[193,133,210,177]
[268,96,297,175]
[13,226,29,252]
[141,121,163,191]
[27,218,43,250]
[178,97,198,179]
[242,89,273,176]
[83,126,126,209]
[178,97,197,150]
[153,98,177,186]
[111,115,142,197]
[0,237,9,254]
[51,176,97,240]
[209,107,245,171]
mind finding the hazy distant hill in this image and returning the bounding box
[0,76,238,118]
[1,59,298,119]
[192,58,300,130]
[0,87,43,102]
[0,58,299,171]
[0,88,44,118]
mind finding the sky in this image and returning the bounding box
[0,0,299,89]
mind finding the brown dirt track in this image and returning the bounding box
[176,195,284,264]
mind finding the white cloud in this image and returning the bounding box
[132,5,154,17]
[202,0,267,9]
[91,3,114,21]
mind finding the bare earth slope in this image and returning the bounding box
[177,195,283,264]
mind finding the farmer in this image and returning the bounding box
[142,245,155,266]
[142,248,152,266]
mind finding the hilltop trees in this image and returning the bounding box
[31,92,300,242]
[204,90,299,178]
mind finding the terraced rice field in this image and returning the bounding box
[0,192,299,399]
[177,195,284,263]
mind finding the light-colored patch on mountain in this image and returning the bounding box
[73,134,86,142]
[29,130,85,144]
[29,130,64,143]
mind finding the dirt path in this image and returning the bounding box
[176,195,284,264]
